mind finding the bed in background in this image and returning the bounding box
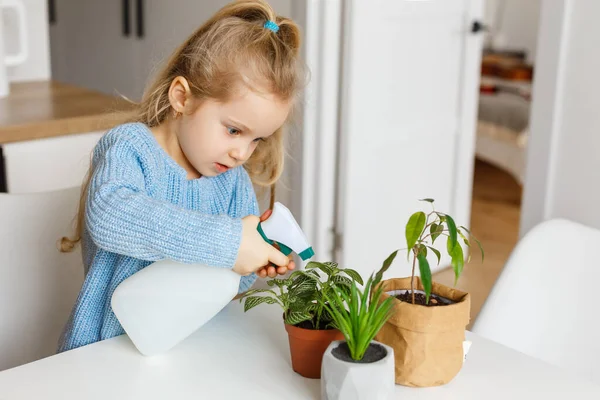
[475,72,532,186]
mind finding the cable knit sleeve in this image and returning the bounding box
[229,167,260,292]
[85,137,242,268]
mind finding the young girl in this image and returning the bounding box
[57,0,305,352]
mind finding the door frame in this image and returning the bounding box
[452,0,486,237]
[294,0,343,263]
[519,0,571,237]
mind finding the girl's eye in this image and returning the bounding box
[227,127,240,136]
[253,137,265,143]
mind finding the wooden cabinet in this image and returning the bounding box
[0,81,131,194]
[2,132,103,194]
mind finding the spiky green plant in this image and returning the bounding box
[321,251,398,361]
[239,261,363,329]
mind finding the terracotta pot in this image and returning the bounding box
[374,277,471,387]
[284,323,344,379]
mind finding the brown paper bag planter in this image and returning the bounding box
[371,199,483,387]
[375,276,470,387]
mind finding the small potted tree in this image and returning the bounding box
[238,261,363,379]
[320,251,398,400]
[375,198,484,387]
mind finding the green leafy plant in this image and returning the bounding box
[404,198,484,304]
[239,261,364,329]
[321,251,398,361]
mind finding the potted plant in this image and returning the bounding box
[238,261,363,379]
[374,198,484,387]
[320,252,398,400]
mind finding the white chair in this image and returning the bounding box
[0,187,84,371]
[472,218,600,384]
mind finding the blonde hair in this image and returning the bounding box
[60,0,304,252]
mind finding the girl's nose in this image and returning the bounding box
[229,143,251,162]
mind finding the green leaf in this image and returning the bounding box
[323,261,339,270]
[238,288,276,299]
[444,214,458,251]
[321,276,396,361]
[266,278,287,288]
[331,275,353,288]
[430,223,444,244]
[458,229,471,247]
[450,241,465,286]
[341,268,364,285]
[417,253,432,303]
[460,226,485,262]
[374,249,398,285]
[306,261,336,276]
[426,245,441,265]
[406,212,426,253]
[284,311,313,326]
[292,275,318,294]
[279,293,290,309]
[419,198,435,203]
[243,296,278,312]
[305,302,319,313]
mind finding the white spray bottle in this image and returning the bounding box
[110,202,314,356]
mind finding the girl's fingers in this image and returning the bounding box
[259,209,273,222]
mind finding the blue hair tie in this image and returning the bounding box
[264,20,279,33]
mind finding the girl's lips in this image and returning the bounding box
[215,162,230,173]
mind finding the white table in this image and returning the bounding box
[1,302,599,399]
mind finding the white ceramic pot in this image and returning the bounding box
[321,340,395,400]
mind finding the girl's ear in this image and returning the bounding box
[168,76,192,114]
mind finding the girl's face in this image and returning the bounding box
[172,81,292,179]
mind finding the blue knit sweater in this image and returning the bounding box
[58,122,259,352]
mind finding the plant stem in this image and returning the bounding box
[411,250,417,304]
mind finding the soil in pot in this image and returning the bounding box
[295,316,336,330]
[392,288,455,307]
[332,342,388,364]
[395,291,448,307]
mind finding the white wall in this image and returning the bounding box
[5,0,50,82]
[521,0,600,235]
[484,0,540,63]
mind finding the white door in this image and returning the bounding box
[333,0,484,279]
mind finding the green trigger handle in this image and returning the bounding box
[257,223,293,256]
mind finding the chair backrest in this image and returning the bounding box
[0,187,84,371]
[472,218,600,384]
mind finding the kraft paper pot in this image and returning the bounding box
[374,277,470,387]
[284,323,344,379]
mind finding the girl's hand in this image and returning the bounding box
[233,212,290,276]
[255,209,296,279]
